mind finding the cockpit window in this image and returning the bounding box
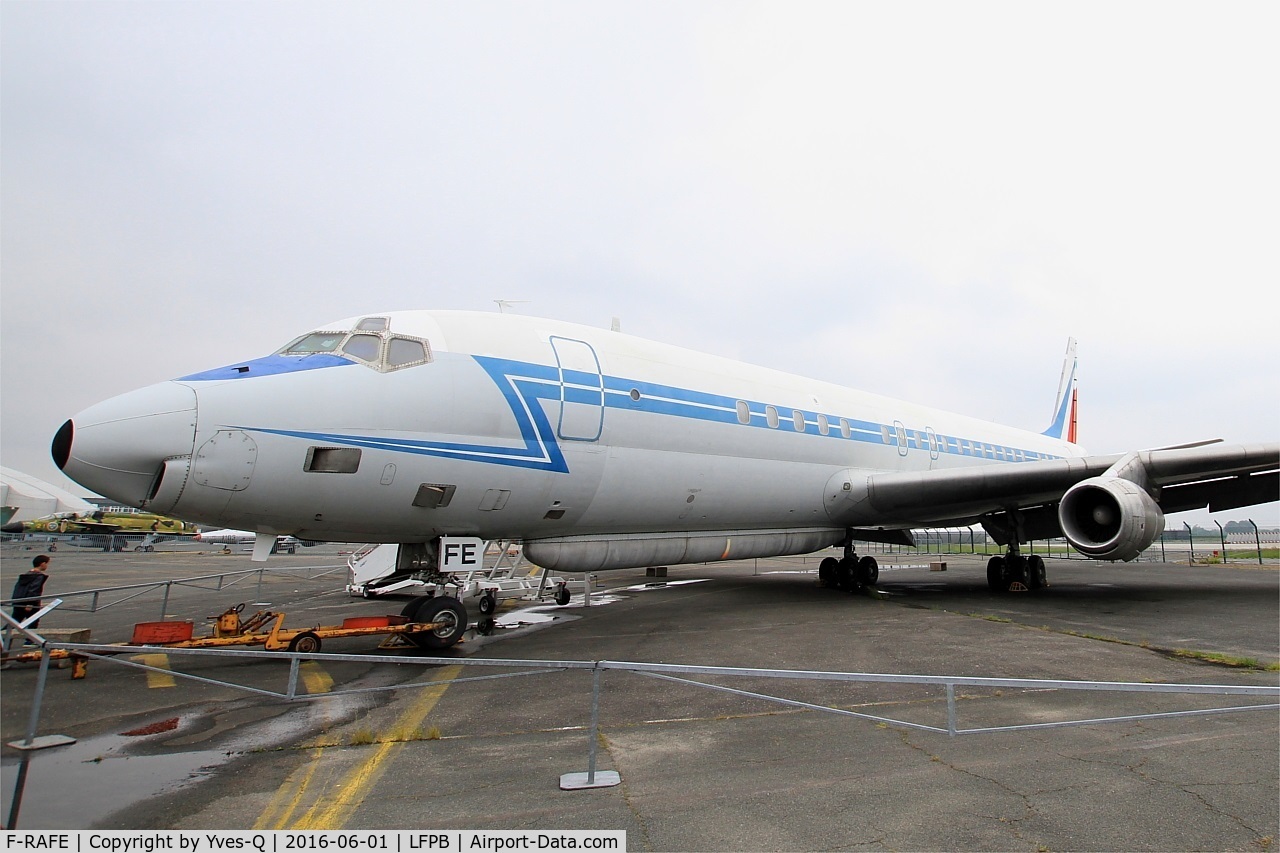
[284,332,345,354]
[387,337,428,368]
[278,322,432,373]
[342,334,381,362]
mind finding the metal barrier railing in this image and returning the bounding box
[4,604,1278,826]
[0,563,347,621]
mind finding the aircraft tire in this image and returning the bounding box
[478,592,497,616]
[554,585,571,606]
[818,557,839,588]
[1004,555,1029,593]
[401,594,435,618]
[836,557,856,591]
[855,556,879,586]
[288,631,322,654]
[1027,555,1047,590]
[408,597,468,650]
[986,556,1005,591]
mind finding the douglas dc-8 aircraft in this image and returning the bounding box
[53,311,1278,648]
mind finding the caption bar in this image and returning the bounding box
[2,833,625,853]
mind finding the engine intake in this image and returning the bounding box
[1058,476,1165,561]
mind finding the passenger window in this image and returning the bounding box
[387,337,428,368]
[766,406,780,429]
[840,419,851,439]
[792,410,806,431]
[736,401,751,425]
[342,334,381,362]
[819,414,830,436]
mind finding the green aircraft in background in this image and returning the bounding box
[2,509,198,551]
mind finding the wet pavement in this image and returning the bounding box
[2,543,1277,849]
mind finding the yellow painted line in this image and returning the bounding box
[253,747,325,830]
[130,653,176,688]
[301,662,334,694]
[255,664,461,830]
[295,665,462,828]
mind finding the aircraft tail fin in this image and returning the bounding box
[1041,338,1079,443]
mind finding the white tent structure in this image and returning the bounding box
[1,466,93,523]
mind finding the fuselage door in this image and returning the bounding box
[893,420,909,457]
[550,336,604,442]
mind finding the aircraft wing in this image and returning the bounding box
[64,520,123,535]
[858,442,1279,536]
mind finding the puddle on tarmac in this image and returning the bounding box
[621,578,711,591]
[1,692,378,829]
[464,594,630,643]
[0,730,228,829]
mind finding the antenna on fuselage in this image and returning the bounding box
[493,300,530,314]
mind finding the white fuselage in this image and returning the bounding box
[60,311,1084,558]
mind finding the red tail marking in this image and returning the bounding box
[1066,388,1079,444]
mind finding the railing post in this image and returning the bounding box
[1249,519,1262,565]
[1214,520,1227,565]
[286,657,301,700]
[559,663,620,790]
[946,683,957,736]
[160,581,172,619]
[1184,522,1194,566]
[21,648,53,749]
[587,666,601,781]
[7,638,74,748]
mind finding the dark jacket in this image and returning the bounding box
[10,571,47,604]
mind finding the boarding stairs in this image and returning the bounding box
[346,541,584,610]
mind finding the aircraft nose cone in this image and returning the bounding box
[55,382,198,506]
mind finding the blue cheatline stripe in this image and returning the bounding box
[179,353,355,381]
[220,352,1062,473]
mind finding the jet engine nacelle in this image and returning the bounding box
[1058,476,1165,562]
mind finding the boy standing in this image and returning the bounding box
[10,554,51,629]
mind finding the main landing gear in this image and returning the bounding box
[986,547,1047,593]
[818,538,879,593]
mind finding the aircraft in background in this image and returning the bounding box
[1,509,198,552]
[51,311,1279,648]
[192,528,313,554]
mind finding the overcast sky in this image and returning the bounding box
[2,1,1276,525]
